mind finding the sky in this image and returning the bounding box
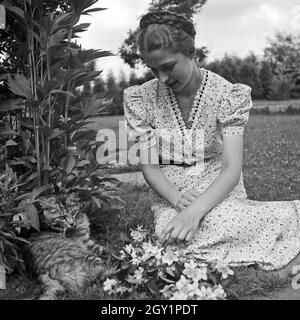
[77,0,300,80]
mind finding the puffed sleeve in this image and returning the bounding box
[123,85,157,150]
[217,83,253,136]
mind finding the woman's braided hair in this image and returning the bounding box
[139,11,196,39]
[137,11,196,58]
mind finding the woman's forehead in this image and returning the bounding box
[141,48,179,67]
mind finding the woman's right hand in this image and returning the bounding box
[174,189,201,211]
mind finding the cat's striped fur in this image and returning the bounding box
[25,193,106,300]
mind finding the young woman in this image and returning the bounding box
[123,11,300,276]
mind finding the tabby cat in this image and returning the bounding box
[24,193,106,300]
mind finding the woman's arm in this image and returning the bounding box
[140,144,182,208]
[189,134,243,214]
[159,135,244,244]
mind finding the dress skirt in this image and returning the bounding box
[151,162,300,271]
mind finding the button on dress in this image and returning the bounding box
[123,68,300,270]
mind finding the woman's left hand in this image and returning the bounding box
[159,206,204,246]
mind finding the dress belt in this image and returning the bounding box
[158,158,197,167]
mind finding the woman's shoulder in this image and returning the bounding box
[204,68,252,97]
[123,78,158,99]
[205,68,232,89]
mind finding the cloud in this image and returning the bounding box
[255,4,285,27]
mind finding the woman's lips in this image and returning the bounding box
[168,80,178,88]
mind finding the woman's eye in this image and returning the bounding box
[163,65,174,71]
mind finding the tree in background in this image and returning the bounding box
[82,61,97,96]
[238,53,264,100]
[119,0,208,69]
[105,70,122,115]
[205,55,242,84]
[264,32,300,99]
[93,77,106,98]
[259,60,274,99]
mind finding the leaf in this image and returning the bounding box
[0,99,24,112]
[82,8,107,15]
[73,23,90,32]
[50,29,68,47]
[43,80,60,93]
[76,160,90,167]
[30,185,50,202]
[39,126,52,138]
[7,74,31,98]
[50,129,65,140]
[165,267,176,278]
[20,118,34,129]
[91,196,101,208]
[78,49,113,64]
[158,274,175,284]
[64,154,76,175]
[50,89,75,97]
[225,288,240,300]
[5,140,18,146]
[26,172,38,181]
[53,12,74,30]
[5,5,25,20]
[147,279,160,295]
[25,203,39,231]
[120,232,130,243]
[111,252,125,261]
[115,266,131,281]
[0,127,17,136]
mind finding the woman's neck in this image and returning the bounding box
[176,61,202,98]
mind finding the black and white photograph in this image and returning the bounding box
[0,0,300,303]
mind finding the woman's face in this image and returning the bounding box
[141,47,194,93]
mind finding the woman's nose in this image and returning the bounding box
[158,71,168,83]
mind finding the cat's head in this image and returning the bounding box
[38,193,81,233]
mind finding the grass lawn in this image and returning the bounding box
[1,114,299,300]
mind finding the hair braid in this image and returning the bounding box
[137,10,196,58]
[139,11,196,39]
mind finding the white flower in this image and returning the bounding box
[67,145,77,151]
[116,286,133,294]
[291,273,300,290]
[170,291,189,300]
[213,285,227,299]
[215,261,234,279]
[103,278,118,294]
[134,267,144,281]
[136,225,146,232]
[159,284,174,298]
[183,260,208,281]
[131,255,143,265]
[175,275,189,291]
[195,286,217,300]
[130,229,146,242]
[119,250,126,259]
[141,241,163,263]
[161,247,179,266]
[124,244,134,254]
[127,267,145,285]
[291,264,300,275]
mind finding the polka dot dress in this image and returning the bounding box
[123,68,300,270]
